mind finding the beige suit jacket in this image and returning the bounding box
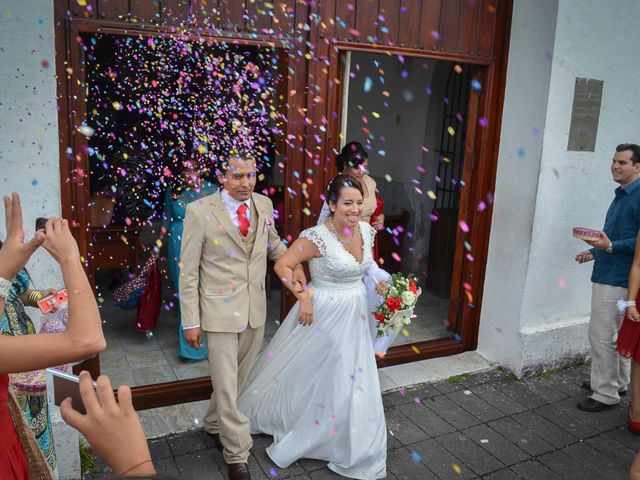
[179,191,287,333]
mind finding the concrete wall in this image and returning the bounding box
[478,0,640,374]
[0,2,63,295]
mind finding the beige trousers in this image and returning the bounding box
[203,325,264,464]
[589,283,631,405]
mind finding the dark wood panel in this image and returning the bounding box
[130,0,160,24]
[70,0,98,19]
[272,0,295,37]
[438,0,461,52]
[355,0,379,42]
[477,0,498,57]
[161,0,190,26]
[418,0,442,50]
[97,0,129,21]
[192,0,219,29]
[335,0,356,41]
[458,0,481,55]
[246,0,272,34]
[398,0,421,48]
[219,0,245,31]
[378,0,399,46]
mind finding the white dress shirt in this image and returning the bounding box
[221,188,252,227]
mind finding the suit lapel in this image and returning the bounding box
[250,193,266,261]
[210,191,246,253]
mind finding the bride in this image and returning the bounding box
[237,174,387,479]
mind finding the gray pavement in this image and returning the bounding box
[87,364,640,479]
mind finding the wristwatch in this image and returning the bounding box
[606,242,613,254]
[0,277,11,300]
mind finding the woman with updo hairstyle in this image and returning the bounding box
[318,142,385,260]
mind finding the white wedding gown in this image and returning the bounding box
[238,222,387,479]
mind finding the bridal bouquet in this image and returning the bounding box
[372,273,421,354]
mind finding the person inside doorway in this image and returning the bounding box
[161,149,218,361]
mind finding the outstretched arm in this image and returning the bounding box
[274,237,319,325]
[0,194,105,374]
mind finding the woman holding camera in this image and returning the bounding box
[0,193,106,479]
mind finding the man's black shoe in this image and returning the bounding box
[228,462,251,480]
[576,397,614,412]
[581,381,626,396]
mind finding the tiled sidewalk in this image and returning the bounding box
[88,364,640,479]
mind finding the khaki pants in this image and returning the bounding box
[589,283,630,405]
[203,326,264,464]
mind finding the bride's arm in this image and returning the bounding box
[274,237,319,325]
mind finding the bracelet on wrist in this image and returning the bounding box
[626,300,637,308]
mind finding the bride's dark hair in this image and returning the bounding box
[326,174,364,208]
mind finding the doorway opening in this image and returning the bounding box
[82,32,288,388]
[341,51,473,348]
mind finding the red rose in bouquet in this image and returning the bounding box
[408,282,417,294]
[374,311,386,322]
[385,296,402,312]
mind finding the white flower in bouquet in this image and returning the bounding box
[389,287,399,297]
[401,290,416,306]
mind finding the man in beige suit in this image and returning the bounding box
[180,154,304,480]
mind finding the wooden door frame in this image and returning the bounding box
[53,1,513,408]
[326,6,513,368]
[54,16,309,410]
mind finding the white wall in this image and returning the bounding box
[477,0,559,373]
[479,0,640,374]
[0,2,62,293]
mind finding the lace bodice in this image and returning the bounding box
[300,221,376,286]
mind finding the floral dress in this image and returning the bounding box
[0,270,56,472]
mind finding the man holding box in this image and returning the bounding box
[575,143,640,411]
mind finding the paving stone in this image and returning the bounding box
[510,411,577,449]
[462,424,529,466]
[383,388,420,408]
[385,406,430,445]
[561,442,628,479]
[148,437,173,460]
[560,397,629,433]
[308,468,344,479]
[601,428,640,454]
[509,459,562,480]
[174,450,225,480]
[396,400,456,438]
[386,447,438,479]
[251,435,306,478]
[387,430,404,450]
[536,450,602,480]
[410,438,476,480]
[431,379,465,394]
[533,403,599,440]
[494,381,549,410]
[545,371,590,398]
[519,378,570,404]
[445,389,505,423]
[481,468,520,480]
[471,383,528,416]
[422,395,482,430]
[456,369,512,389]
[407,382,445,400]
[166,429,212,456]
[151,457,181,478]
[439,432,504,476]
[299,458,327,473]
[487,417,554,457]
[586,432,638,469]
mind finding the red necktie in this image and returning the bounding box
[237,204,249,237]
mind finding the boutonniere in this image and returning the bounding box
[262,212,274,230]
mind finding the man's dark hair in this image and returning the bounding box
[616,143,640,165]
